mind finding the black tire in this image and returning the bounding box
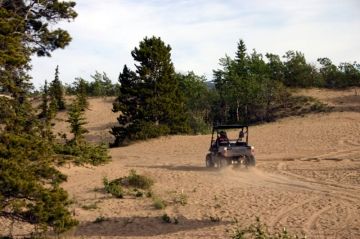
[219,157,229,168]
[206,153,215,168]
[245,155,256,167]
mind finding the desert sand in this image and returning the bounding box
[2,88,360,238]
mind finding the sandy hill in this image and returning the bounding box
[2,88,360,238]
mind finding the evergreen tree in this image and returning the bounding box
[0,0,78,234]
[50,65,66,110]
[265,53,285,82]
[111,65,140,146]
[38,80,49,119]
[67,101,88,142]
[55,100,110,166]
[111,36,189,145]
[74,78,89,111]
[177,72,213,133]
[283,51,319,87]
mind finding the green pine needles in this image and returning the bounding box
[1,0,80,235]
[111,36,190,146]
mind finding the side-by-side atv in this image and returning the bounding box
[205,125,256,168]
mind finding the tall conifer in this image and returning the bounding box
[111,36,189,145]
[0,0,78,234]
[50,65,66,110]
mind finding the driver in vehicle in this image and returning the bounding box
[217,131,229,146]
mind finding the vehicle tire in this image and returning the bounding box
[219,157,229,168]
[245,155,256,167]
[205,153,215,168]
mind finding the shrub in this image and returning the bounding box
[81,203,98,210]
[103,170,154,198]
[231,218,305,239]
[173,192,188,206]
[161,213,172,223]
[153,197,167,210]
[103,177,124,198]
[54,141,111,166]
[126,169,154,190]
[93,216,108,223]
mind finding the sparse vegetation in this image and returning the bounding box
[53,99,111,166]
[161,213,172,223]
[173,192,188,206]
[231,218,305,239]
[93,216,109,224]
[210,215,221,222]
[161,213,179,224]
[153,197,167,210]
[103,170,154,198]
[103,177,124,198]
[81,203,98,210]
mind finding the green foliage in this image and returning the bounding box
[153,197,167,210]
[49,66,66,111]
[81,203,98,210]
[177,72,213,134]
[173,192,188,206]
[67,101,88,142]
[283,51,320,88]
[38,80,49,119]
[65,71,119,96]
[89,71,118,96]
[93,216,109,223]
[103,170,154,198]
[74,78,89,111]
[161,213,172,223]
[103,177,124,198]
[0,131,78,233]
[214,39,291,124]
[231,218,305,239]
[125,169,154,190]
[53,99,111,166]
[111,36,190,146]
[54,140,111,166]
[0,0,78,234]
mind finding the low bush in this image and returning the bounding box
[103,177,124,198]
[161,213,172,223]
[54,140,111,166]
[231,218,305,239]
[173,192,188,206]
[153,197,167,209]
[103,170,154,198]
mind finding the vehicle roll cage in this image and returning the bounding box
[210,125,249,148]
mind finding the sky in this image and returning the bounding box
[30,0,360,88]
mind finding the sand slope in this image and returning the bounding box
[2,89,360,238]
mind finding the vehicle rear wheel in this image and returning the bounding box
[219,157,229,168]
[205,153,215,168]
[245,155,256,167]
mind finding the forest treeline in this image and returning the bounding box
[31,37,360,145]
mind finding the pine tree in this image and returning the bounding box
[111,65,139,146]
[38,80,49,119]
[50,65,66,110]
[67,101,88,142]
[0,0,78,234]
[74,78,89,111]
[111,36,189,145]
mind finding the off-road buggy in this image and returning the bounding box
[205,125,256,168]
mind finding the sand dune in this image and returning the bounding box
[2,89,360,238]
